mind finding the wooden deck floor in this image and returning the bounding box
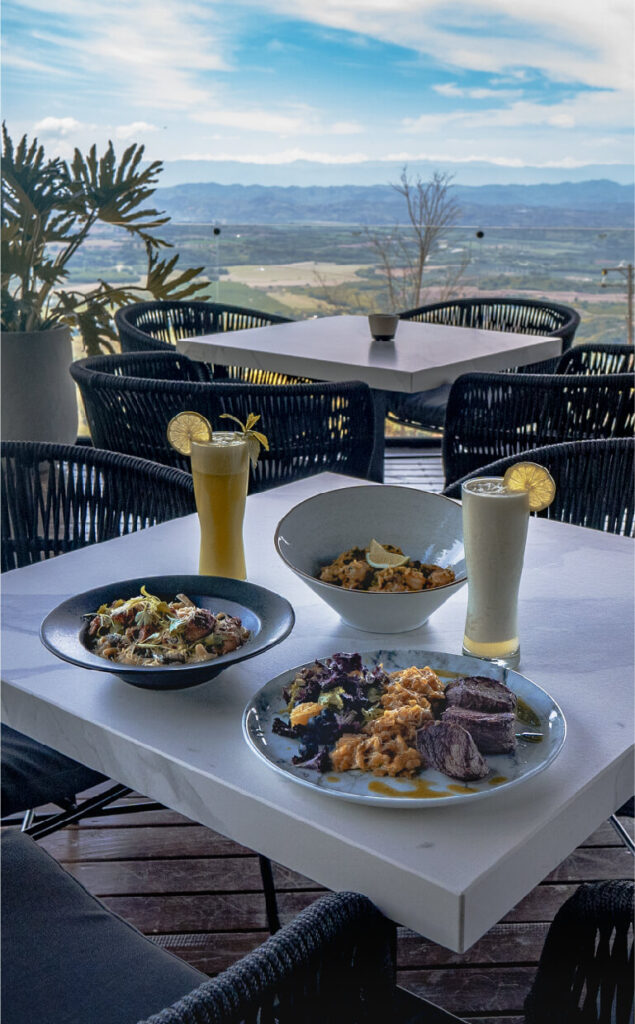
[25,794,632,1024]
[384,445,445,491]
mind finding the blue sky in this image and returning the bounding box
[2,0,632,183]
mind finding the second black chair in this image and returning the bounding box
[443,438,635,536]
[115,299,309,386]
[388,296,581,433]
[71,352,376,492]
[1,441,196,833]
[556,342,635,375]
[442,371,634,486]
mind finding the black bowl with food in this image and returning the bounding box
[40,575,295,690]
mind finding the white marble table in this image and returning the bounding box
[2,473,633,952]
[177,315,563,480]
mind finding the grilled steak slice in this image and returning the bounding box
[416,721,489,781]
[444,675,517,714]
[441,707,517,755]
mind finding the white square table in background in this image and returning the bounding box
[1,473,632,951]
[177,316,563,481]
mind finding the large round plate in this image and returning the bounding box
[242,648,566,807]
[41,575,294,690]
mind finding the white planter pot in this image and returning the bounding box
[1,326,78,443]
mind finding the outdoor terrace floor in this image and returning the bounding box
[384,443,445,491]
[22,792,633,1024]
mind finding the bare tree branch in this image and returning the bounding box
[365,167,466,310]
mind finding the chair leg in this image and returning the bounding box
[26,784,133,840]
[20,808,35,831]
[258,854,281,935]
[609,814,635,855]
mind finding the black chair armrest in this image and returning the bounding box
[141,890,396,1024]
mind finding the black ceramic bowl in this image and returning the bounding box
[40,574,295,690]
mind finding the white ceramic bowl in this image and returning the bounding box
[274,485,466,633]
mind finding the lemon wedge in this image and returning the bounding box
[166,411,213,455]
[503,461,556,512]
[366,539,409,569]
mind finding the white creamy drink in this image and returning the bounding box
[461,477,530,668]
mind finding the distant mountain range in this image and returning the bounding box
[155,179,633,228]
[156,158,634,188]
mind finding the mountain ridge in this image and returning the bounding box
[155,179,634,228]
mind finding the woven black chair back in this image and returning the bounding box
[443,438,634,537]
[1,441,195,572]
[116,299,292,351]
[557,343,635,376]
[399,296,581,376]
[70,352,375,493]
[114,300,309,386]
[524,880,634,1024]
[442,371,634,486]
[400,296,580,344]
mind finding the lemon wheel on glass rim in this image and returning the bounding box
[503,462,556,512]
[166,411,213,456]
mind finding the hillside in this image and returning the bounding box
[154,180,633,228]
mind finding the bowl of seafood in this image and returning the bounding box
[274,485,466,633]
[40,574,294,689]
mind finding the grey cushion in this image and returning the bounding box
[389,383,450,431]
[1,724,107,817]
[1,831,206,1024]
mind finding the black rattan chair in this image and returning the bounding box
[71,352,375,493]
[114,299,309,386]
[388,297,581,433]
[2,831,406,1024]
[443,439,635,537]
[557,342,635,376]
[441,372,634,487]
[524,880,634,1024]
[1,441,196,833]
[1,440,196,573]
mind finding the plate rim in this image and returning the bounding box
[242,646,567,808]
[40,573,295,678]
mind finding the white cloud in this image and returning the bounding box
[172,147,626,168]
[179,148,372,164]
[192,109,311,134]
[240,0,632,91]
[116,122,160,141]
[33,116,86,136]
[331,121,364,135]
[1,52,70,76]
[192,107,364,136]
[17,0,228,111]
[403,90,632,133]
[433,82,519,99]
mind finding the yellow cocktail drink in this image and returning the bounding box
[461,477,530,669]
[190,433,249,579]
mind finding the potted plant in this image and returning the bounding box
[1,124,207,442]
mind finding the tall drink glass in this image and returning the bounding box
[461,477,530,669]
[190,433,249,579]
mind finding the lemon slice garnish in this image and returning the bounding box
[166,411,213,455]
[503,462,556,512]
[366,539,409,569]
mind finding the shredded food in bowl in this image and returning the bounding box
[84,585,250,666]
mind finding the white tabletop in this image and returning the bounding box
[2,474,633,951]
[177,315,563,394]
